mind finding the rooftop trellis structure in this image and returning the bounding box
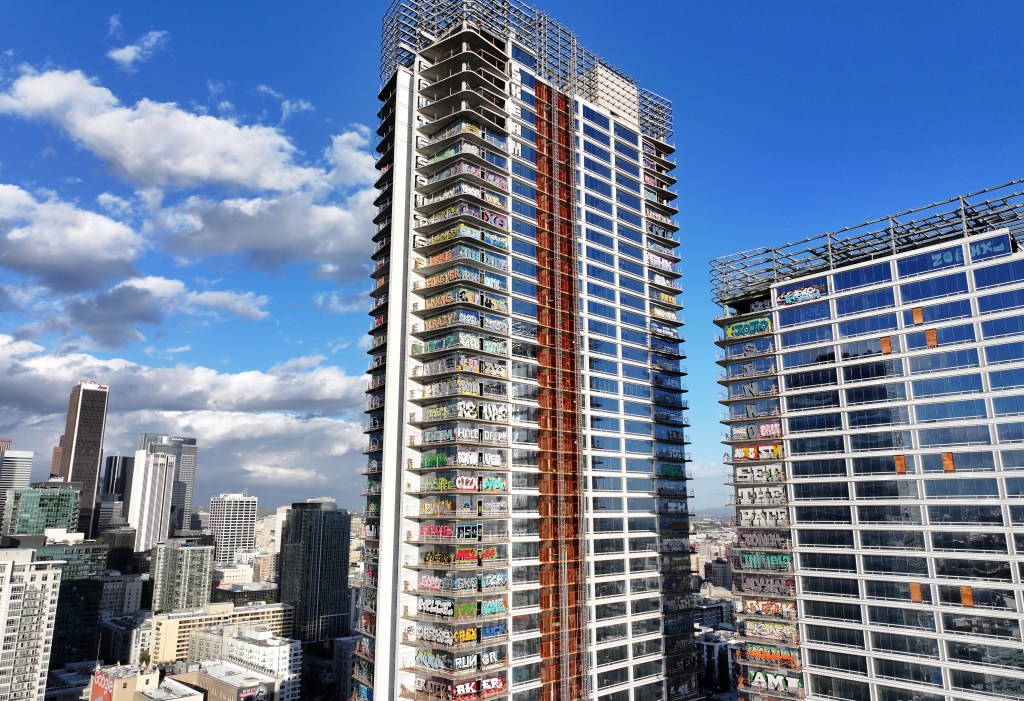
[381,0,674,140]
[710,178,1024,305]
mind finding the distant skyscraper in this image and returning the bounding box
[0,438,11,452]
[0,449,33,530]
[151,537,215,613]
[50,436,62,476]
[55,381,109,537]
[95,494,124,533]
[138,434,199,533]
[279,500,351,642]
[21,529,108,670]
[101,454,133,500]
[0,548,62,700]
[209,493,258,565]
[124,447,176,553]
[2,480,81,536]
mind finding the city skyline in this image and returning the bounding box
[2,2,1024,511]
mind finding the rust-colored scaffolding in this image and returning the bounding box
[534,79,588,701]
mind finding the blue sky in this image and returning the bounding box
[1,1,1023,511]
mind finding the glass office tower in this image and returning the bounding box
[712,181,1024,701]
[357,2,698,700]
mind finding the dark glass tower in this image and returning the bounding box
[55,381,109,538]
[279,500,351,643]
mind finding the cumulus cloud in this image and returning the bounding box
[0,183,142,290]
[0,336,366,504]
[96,192,134,217]
[108,30,168,71]
[314,290,369,314]
[0,69,322,191]
[0,333,364,416]
[325,126,377,188]
[157,188,375,280]
[185,289,269,320]
[55,276,270,348]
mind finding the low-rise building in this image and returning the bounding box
[100,613,153,666]
[189,625,300,701]
[149,602,293,664]
[102,572,146,616]
[211,581,280,606]
[170,660,278,701]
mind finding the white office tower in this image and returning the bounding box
[209,493,258,565]
[188,625,301,701]
[356,2,698,700]
[0,449,33,531]
[0,549,62,700]
[125,447,176,552]
[712,182,1024,701]
[139,434,199,533]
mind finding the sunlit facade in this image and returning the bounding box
[357,1,698,700]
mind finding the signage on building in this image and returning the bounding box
[725,317,771,338]
[775,282,827,306]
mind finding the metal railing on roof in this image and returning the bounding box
[380,0,673,141]
[709,178,1024,304]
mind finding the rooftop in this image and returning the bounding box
[135,678,202,701]
[381,0,672,140]
[709,178,1024,304]
[194,659,276,686]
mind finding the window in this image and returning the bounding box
[794,505,851,523]
[790,436,845,455]
[778,301,831,327]
[584,156,611,179]
[931,531,1006,553]
[835,287,895,316]
[902,298,972,325]
[978,288,1024,314]
[788,413,842,433]
[849,431,911,452]
[897,245,964,278]
[924,477,998,498]
[982,314,1024,339]
[921,450,994,472]
[869,606,935,630]
[899,272,969,303]
[793,481,848,500]
[845,383,907,405]
[799,530,855,548]
[785,368,837,390]
[782,346,835,369]
[833,262,892,292]
[985,340,1024,364]
[905,323,975,350]
[843,359,903,382]
[791,459,847,477]
[907,348,979,374]
[838,313,898,338]
[582,140,610,162]
[928,504,1003,525]
[918,425,991,447]
[787,390,840,411]
[866,579,931,602]
[780,324,833,348]
[852,455,913,475]
[860,530,924,549]
[863,554,927,575]
[915,399,987,423]
[847,407,909,427]
[581,104,610,130]
[858,505,921,524]
[841,337,892,360]
[912,373,983,398]
[974,257,1024,289]
[805,600,861,622]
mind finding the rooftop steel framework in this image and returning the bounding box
[381,0,674,141]
[710,178,1024,304]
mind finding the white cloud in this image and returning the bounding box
[0,183,142,290]
[185,289,269,320]
[0,69,322,191]
[157,188,375,280]
[314,290,369,314]
[56,276,269,347]
[0,336,367,506]
[325,126,377,188]
[0,333,364,416]
[96,192,134,217]
[107,30,168,71]
[107,15,122,37]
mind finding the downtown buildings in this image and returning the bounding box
[358,1,697,700]
[712,181,1024,701]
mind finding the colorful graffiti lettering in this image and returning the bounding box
[725,317,771,338]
